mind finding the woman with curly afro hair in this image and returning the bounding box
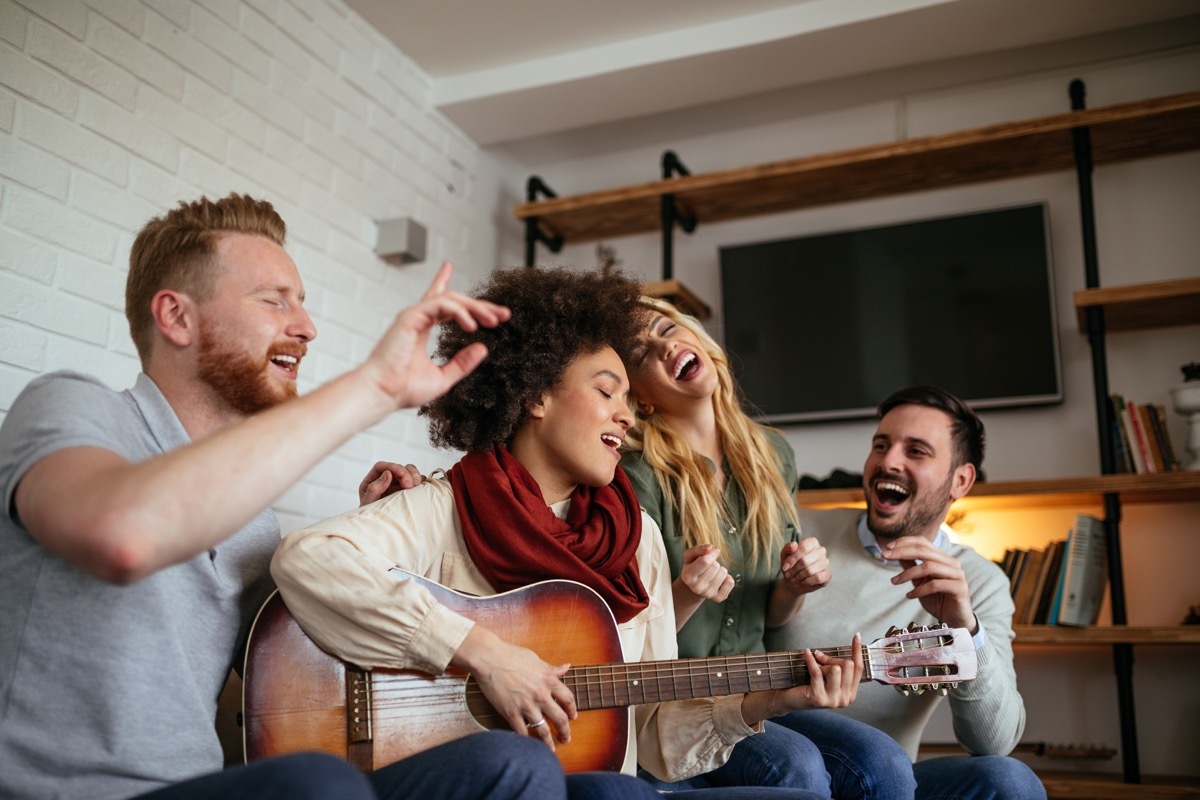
[272,266,858,800]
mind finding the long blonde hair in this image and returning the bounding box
[624,297,799,567]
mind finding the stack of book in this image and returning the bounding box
[1109,393,1181,473]
[999,514,1107,627]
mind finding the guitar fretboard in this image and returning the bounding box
[563,646,871,710]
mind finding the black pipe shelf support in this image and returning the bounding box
[1069,77,1140,785]
[660,150,697,281]
[524,175,563,268]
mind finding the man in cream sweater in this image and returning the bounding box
[765,386,1046,800]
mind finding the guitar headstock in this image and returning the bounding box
[867,623,978,696]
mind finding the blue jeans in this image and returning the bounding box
[639,712,913,799]
[912,756,1046,800]
[133,732,574,800]
[782,711,1046,800]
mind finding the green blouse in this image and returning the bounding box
[620,429,800,658]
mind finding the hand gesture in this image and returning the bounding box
[741,634,863,722]
[358,461,426,506]
[882,536,977,633]
[457,625,577,750]
[679,544,734,602]
[363,261,510,411]
[671,544,734,630]
[778,537,831,596]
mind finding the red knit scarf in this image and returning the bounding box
[450,446,649,623]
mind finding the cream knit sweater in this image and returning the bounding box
[764,506,1025,760]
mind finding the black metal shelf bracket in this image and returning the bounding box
[1068,76,1139,785]
[661,150,697,280]
[524,175,564,267]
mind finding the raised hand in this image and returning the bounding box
[779,537,831,596]
[358,461,426,506]
[362,261,510,411]
[882,536,977,633]
[671,544,734,630]
[680,544,734,602]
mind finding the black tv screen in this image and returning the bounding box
[719,203,1062,423]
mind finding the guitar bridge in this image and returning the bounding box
[347,668,373,743]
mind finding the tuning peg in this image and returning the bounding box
[886,625,903,637]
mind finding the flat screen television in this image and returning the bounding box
[719,203,1062,424]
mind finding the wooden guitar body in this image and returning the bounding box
[243,578,628,772]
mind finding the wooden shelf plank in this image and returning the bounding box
[641,279,712,320]
[515,91,1200,244]
[1013,625,1200,645]
[796,471,1200,509]
[1037,774,1200,800]
[1075,277,1200,333]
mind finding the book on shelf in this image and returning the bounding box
[1136,403,1166,472]
[1125,397,1156,473]
[999,548,1017,577]
[1055,514,1108,627]
[1011,547,1046,626]
[1002,540,1067,626]
[1006,548,1029,596]
[1108,393,1182,473]
[1109,394,1134,473]
[1028,539,1066,625]
[1149,403,1181,470]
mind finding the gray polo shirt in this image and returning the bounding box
[0,371,278,800]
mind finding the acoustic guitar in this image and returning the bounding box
[243,573,977,773]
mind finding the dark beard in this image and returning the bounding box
[196,326,296,416]
[867,469,955,541]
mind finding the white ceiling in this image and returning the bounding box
[345,0,1200,145]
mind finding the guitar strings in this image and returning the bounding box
[361,643,959,715]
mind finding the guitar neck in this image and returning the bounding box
[564,645,868,710]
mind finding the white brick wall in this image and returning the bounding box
[0,0,502,530]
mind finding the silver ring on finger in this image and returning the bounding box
[526,718,547,729]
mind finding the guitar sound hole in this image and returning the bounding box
[464,677,505,730]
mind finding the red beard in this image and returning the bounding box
[197,326,298,415]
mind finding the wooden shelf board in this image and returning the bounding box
[1075,277,1200,333]
[796,471,1200,509]
[1013,625,1200,645]
[1037,772,1200,800]
[515,92,1200,244]
[641,279,712,320]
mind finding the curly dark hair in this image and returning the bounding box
[421,266,648,452]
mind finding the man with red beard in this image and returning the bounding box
[0,194,588,800]
[765,386,1046,800]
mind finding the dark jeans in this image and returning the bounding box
[132,731,584,800]
[639,712,913,799]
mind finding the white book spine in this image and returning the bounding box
[1056,515,1107,627]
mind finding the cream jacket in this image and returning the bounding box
[270,476,760,779]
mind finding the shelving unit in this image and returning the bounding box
[518,85,1200,794]
[515,91,1200,243]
